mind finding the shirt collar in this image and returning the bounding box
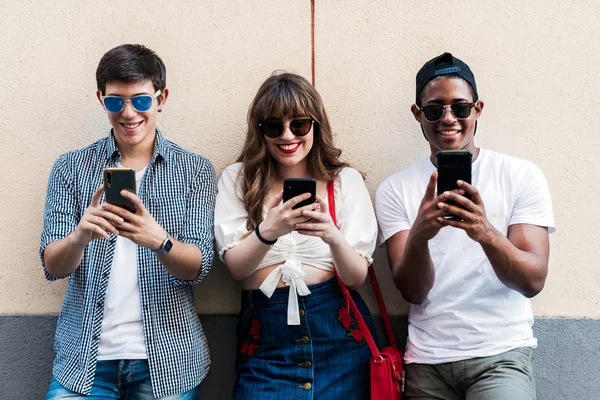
[105,127,170,165]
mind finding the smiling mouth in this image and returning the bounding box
[121,122,142,129]
[437,130,460,136]
[277,143,300,153]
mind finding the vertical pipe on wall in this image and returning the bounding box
[311,0,315,86]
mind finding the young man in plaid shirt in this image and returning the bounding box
[41,44,216,399]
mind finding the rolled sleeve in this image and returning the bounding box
[40,154,80,280]
[170,157,217,286]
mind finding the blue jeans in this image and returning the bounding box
[46,360,199,399]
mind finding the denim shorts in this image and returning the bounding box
[233,278,378,400]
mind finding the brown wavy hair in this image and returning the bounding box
[237,72,349,231]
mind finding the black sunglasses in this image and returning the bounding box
[419,103,476,122]
[258,118,315,138]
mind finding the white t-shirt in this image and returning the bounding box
[376,149,555,364]
[97,167,147,360]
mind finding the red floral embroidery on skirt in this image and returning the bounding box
[336,305,367,344]
[239,318,261,358]
[249,319,261,340]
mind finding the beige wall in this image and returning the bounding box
[1,0,598,318]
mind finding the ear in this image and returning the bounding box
[411,104,422,123]
[474,100,484,119]
[96,91,105,109]
[157,88,169,110]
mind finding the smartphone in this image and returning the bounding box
[436,150,472,220]
[283,178,317,210]
[103,167,136,213]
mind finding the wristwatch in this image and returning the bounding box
[153,234,173,255]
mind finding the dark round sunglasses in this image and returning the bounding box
[419,103,476,122]
[258,118,314,138]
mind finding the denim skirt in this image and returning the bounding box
[233,278,378,400]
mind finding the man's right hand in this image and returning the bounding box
[385,171,463,304]
[71,186,124,245]
[44,185,124,279]
[410,171,463,242]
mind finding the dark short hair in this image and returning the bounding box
[96,44,166,95]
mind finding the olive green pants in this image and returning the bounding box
[404,347,536,400]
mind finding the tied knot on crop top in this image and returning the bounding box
[214,163,378,325]
[259,259,310,325]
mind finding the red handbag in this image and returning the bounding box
[327,180,405,399]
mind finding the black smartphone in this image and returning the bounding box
[103,168,136,213]
[283,178,317,210]
[436,150,472,220]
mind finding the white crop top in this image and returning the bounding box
[214,163,377,324]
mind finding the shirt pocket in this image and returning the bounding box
[151,198,187,236]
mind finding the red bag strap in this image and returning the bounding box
[327,180,398,354]
[368,267,397,347]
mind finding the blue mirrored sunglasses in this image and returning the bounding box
[101,90,162,113]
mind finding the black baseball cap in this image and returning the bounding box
[415,52,478,103]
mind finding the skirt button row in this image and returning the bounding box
[296,336,310,344]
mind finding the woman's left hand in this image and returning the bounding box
[295,195,343,246]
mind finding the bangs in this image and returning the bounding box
[253,81,314,121]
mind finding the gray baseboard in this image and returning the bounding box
[1,315,598,399]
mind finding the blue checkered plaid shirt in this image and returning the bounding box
[40,129,216,398]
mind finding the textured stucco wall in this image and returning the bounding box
[1,0,599,320]
[314,0,600,318]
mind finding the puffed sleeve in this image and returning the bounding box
[214,163,251,261]
[335,168,378,265]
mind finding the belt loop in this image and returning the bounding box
[242,290,253,308]
[246,290,253,308]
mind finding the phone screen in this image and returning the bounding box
[103,168,137,212]
[436,150,472,220]
[283,178,317,210]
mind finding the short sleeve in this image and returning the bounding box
[335,168,378,265]
[510,162,556,233]
[214,163,251,261]
[375,176,411,247]
[39,154,80,280]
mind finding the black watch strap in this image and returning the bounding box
[255,222,277,245]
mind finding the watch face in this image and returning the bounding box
[163,238,173,254]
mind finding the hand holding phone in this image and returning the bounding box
[436,150,472,220]
[283,178,317,210]
[103,168,137,213]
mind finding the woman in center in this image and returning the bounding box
[215,72,378,399]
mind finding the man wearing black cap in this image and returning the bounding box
[376,53,555,399]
